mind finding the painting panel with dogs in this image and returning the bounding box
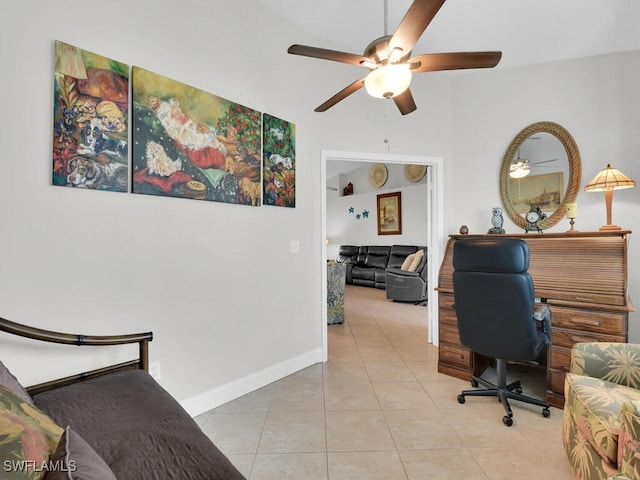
[262,114,295,208]
[131,67,262,206]
[52,40,129,192]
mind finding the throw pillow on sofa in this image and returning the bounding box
[44,426,117,480]
[0,361,32,404]
[408,249,425,272]
[0,384,63,480]
[401,253,417,271]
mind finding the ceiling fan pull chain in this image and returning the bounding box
[384,100,391,151]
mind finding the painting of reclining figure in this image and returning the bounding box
[131,66,262,206]
[52,40,129,191]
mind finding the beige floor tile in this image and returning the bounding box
[400,449,488,480]
[384,409,463,450]
[354,334,392,347]
[328,451,408,480]
[225,454,255,479]
[198,285,573,479]
[372,381,436,410]
[405,361,442,382]
[328,345,364,364]
[269,382,325,412]
[364,361,417,382]
[324,382,381,411]
[323,362,370,386]
[397,344,439,362]
[251,453,328,480]
[469,445,574,479]
[326,410,395,451]
[258,410,326,453]
[201,412,267,455]
[358,346,403,362]
[211,385,274,413]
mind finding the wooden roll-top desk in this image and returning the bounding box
[436,231,632,408]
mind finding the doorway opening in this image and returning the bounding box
[320,150,444,361]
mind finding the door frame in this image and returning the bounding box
[320,150,444,361]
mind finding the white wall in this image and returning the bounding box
[448,50,640,341]
[0,0,453,414]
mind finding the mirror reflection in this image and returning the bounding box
[500,122,581,231]
[507,133,569,215]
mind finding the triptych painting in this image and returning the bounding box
[52,41,296,208]
[52,40,129,192]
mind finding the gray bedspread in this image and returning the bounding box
[33,369,245,480]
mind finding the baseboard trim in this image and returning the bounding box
[180,348,324,417]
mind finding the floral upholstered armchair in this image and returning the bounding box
[563,342,640,480]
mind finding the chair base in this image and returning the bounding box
[457,360,551,426]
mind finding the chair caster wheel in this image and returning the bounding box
[471,379,479,388]
[503,415,513,427]
[514,386,523,394]
[542,408,550,418]
[457,394,465,404]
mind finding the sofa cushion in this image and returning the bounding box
[0,361,32,404]
[336,245,359,264]
[388,245,418,269]
[565,372,640,466]
[0,384,64,480]
[45,426,117,480]
[352,265,376,281]
[364,246,390,269]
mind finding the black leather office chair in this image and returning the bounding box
[453,238,552,426]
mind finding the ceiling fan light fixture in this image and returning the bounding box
[509,161,530,179]
[364,64,412,99]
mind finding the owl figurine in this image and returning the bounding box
[488,207,505,234]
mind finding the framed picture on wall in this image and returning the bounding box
[377,192,402,235]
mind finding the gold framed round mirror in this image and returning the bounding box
[499,121,581,231]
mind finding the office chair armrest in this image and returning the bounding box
[532,304,552,343]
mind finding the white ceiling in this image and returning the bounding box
[258,0,640,70]
[259,0,640,179]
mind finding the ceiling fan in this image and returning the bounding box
[287,0,502,115]
[510,157,559,179]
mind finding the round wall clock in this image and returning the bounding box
[369,164,388,188]
[404,164,427,182]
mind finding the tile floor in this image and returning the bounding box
[195,285,575,479]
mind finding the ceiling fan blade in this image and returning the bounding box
[315,78,366,112]
[530,158,559,166]
[409,51,502,72]
[393,88,417,115]
[389,0,446,57]
[288,44,371,67]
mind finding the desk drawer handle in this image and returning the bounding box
[571,336,595,343]
[571,318,600,327]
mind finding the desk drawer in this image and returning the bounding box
[439,323,461,346]
[549,345,571,372]
[552,327,625,349]
[548,368,567,397]
[439,344,472,369]
[550,306,627,336]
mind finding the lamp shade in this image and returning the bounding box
[364,64,411,99]
[584,164,636,231]
[584,164,636,191]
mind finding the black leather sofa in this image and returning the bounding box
[336,245,427,302]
